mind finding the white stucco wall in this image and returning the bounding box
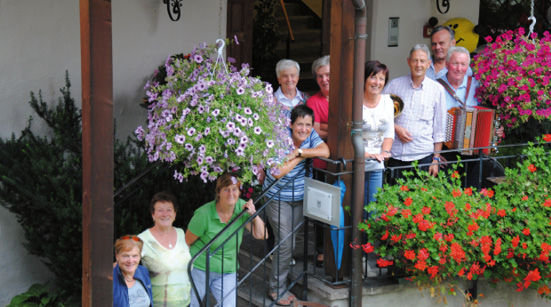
[0,207,53,306]
[369,0,480,79]
[0,0,226,302]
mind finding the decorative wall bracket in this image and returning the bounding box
[163,0,183,22]
[436,0,450,14]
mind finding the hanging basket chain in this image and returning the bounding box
[528,0,536,37]
[211,38,229,78]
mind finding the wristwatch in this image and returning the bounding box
[297,149,303,157]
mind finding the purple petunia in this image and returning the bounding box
[185,143,194,151]
[212,109,220,117]
[266,140,274,148]
[253,127,262,135]
[226,122,235,132]
[244,107,252,115]
[193,54,203,63]
[187,127,196,136]
[236,87,245,95]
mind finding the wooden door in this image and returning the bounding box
[227,0,253,68]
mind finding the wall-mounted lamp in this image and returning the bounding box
[436,0,450,14]
[163,0,183,22]
[423,17,439,38]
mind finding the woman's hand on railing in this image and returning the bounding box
[243,199,256,216]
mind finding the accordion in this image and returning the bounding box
[445,106,495,155]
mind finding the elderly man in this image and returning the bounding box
[263,104,329,306]
[437,46,478,110]
[426,25,472,80]
[274,59,307,118]
[437,46,503,187]
[383,44,447,179]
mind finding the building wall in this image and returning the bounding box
[0,0,226,303]
[368,0,480,79]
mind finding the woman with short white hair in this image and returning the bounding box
[274,59,307,118]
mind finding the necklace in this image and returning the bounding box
[124,276,134,282]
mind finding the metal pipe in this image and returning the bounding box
[349,0,367,306]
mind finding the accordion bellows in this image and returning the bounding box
[445,106,495,155]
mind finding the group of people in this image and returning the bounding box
[112,25,494,307]
[113,175,266,307]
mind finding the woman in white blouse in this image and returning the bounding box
[362,60,395,217]
[138,192,191,306]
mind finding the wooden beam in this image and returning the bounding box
[323,0,356,278]
[80,0,114,306]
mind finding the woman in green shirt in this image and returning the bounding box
[185,173,267,307]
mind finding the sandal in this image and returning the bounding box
[268,291,296,306]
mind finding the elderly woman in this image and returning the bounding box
[138,192,191,306]
[362,60,394,215]
[186,173,267,307]
[306,55,330,140]
[274,59,307,118]
[113,235,153,307]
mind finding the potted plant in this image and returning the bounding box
[136,40,291,184]
[473,28,551,130]
[358,134,551,304]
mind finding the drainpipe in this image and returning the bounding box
[349,1,367,306]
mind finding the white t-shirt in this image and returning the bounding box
[362,94,395,171]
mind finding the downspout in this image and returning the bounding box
[349,0,366,306]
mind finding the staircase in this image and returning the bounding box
[271,0,324,95]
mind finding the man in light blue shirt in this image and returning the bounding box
[437,46,479,110]
[426,25,473,80]
[383,44,447,178]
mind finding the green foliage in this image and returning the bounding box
[360,136,551,301]
[0,72,83,299]
[0,72,217,303]
[6,283,70,307]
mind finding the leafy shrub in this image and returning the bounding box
[359,135,551,302]
[0,72,217,302]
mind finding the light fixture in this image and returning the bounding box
[163,0,183,22]
[436,0,450,14]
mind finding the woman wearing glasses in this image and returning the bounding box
[113,235,153,307]
[138,192,191,306]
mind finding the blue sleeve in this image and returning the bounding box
[308,129,324,148]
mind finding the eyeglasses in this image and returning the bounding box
[119,235,142,242]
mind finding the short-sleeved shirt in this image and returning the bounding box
[439,74,480,110]
[362,94,395,171]
[187,199,249,273]
[383,75,447,162]
[263,128,325,202]
[306,92,329,124]
[138,228,191,306]
[274,87,306,118]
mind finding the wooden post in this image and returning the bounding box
[323,0,356,278]
[80,0,114,305]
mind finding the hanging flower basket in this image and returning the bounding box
[136,40,291,184]
[473,28,551,129]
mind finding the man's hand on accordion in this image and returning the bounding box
[395,125,413,143]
